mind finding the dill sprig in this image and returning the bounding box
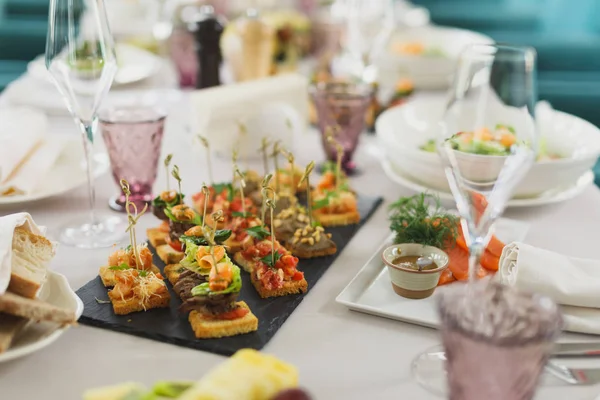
[388,193,458,249]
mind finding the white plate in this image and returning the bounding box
[0,271,84,363]
[381,158,595,208]
[335,218,529,330]
[27,43,162,87]
[0,136,110,206]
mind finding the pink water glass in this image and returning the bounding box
[169,28,198,88]
[99,107,167,212]
[437,281,563,400]
[310,81,372,174]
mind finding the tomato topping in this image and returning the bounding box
[210,307,249,320]
[166,236,183,252]
[292,271,304,281]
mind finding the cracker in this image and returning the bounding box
[188,301,258,339]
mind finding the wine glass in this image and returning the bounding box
[331,0,395,83]
[46,0,126,248]
[412,44,540,396]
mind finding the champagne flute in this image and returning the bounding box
[332,0,395,83]
[46,0,126,248]
[412,44,542,397]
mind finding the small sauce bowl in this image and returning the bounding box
[382,243,449,299]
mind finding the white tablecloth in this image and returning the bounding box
[1,89,600,399]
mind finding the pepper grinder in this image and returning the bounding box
[192,5,226,89]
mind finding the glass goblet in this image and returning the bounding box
[310,81,373,175]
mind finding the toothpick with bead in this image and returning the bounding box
[237,121,249,169]
[163,154,173,191]
[197,135,213,185]
[234,166,247,215]
[281,148,296,193]
[231,148,239,184]
[299,162,315,227]
[120,179,148,268]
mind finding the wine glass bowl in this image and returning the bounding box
[310,81,373,174]
[46,0,126,248]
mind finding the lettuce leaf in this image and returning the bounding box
[190,260,242,296]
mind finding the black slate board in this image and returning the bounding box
[77,195,382,356]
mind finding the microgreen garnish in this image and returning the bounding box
[388,193,459,249]
[120,179,148,268]
[171,165,183,197]
[197,135,213,184]
[272,140,281,192]
[201,183,209,229]
[259,137,270,176]
[260,174,273,223]
[266,197,277,267]
[163,154,173,191]
[260,250,281,268]
[109,263,131,271]
[245,225,271,240]
[138,270,148,278]
[300,161,315,226]
[180,229,231,246]
[326,129,344,194]
[234,165,246,215]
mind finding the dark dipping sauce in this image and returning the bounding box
[391,255,437,271]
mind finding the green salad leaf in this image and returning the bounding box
[180,230,231,247]
[180,242,200,271]
[260,251,281,268]
[213,182,234,202]
[163,207,202,225]
[109,263,130,271]
[245,226,271,240]
[190,261,242,296]
[151,192,185,208]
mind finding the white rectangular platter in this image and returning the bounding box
[335,218,530,329]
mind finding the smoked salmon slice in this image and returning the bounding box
[456,226,506,259]
[437,269,456,286]
[480,251,500,272]
[445,245,492,281]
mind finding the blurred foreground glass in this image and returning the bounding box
[310,82,372,174]
[331,0,394,83]
[46,0,126,248]
[100,107,167,212]
[412,43,541,396]
[414,281,562,399]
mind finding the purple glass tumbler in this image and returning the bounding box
[310,81,372,174]
[438,281,563,400]
[99,107,167,212]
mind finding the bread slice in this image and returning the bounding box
[313,209,360,227]
[0,292,76,324]
[164,264,185,286]
[110,292,171,315]
[0,312,28,353]
[147,228,168,248]
[156,244,184,265]
[223,237,244,254]
[188,301,258,339]
[8,227,55,298]
[250,273,308,299]
[290,244,337,259]
[233,252,255,273]
[98,264,162,287]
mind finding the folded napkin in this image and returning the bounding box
[0,108,66,196]
[190,73,308,159]
[2,77,68,116]
[0,213,48,295]
[498,242,600,334]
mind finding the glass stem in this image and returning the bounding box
[80,119,98,226]
[467,239,485,284]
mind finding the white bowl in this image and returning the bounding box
[376,97,600,198]
[381,243,449,300]
[377,26,494,90]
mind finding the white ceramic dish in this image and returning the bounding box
[27,43,162,87]
[381,159,594,208]
[376,97,600,198]
[377,26,493,89]
[0,136,110,206]
[0,271,84,363]
[336,218,529,330]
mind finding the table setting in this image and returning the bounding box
[2,0,600,399]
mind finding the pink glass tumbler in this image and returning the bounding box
[310,81,372,174]
[99,107,167,212]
